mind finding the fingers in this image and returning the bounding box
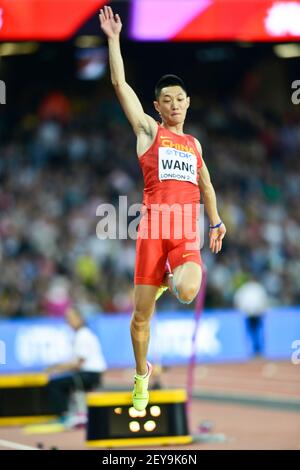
[104,5,109,19]
[99,9,105,24]
[210,238,221,254]
[107,5,114,19]
[101,5,113,20]
[99,6,109,21]
[209,233,218,253]
[209,224,226,254]
[209,232,214,251]
[99,5,119,23]
[210,239,219,254]
[216,238,222,253]
[209,231,223,254]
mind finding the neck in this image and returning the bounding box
[161,122,184,136]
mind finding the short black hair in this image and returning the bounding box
[155,74,187,99]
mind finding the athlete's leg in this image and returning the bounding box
[131,284,158,410]
[130,284,158,375]
[131,209,166,409]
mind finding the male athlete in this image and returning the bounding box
[99,6,226,411]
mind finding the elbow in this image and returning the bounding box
[200,183,213,197]
[112,80,126,90]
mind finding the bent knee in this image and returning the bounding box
[176,283,199,303]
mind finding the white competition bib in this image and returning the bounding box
[158,147,197,185]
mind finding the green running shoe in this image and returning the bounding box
[132,362,153,411]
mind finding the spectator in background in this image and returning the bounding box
[46,305,107,421]
[43,276,72,317]
[233,278,269,355]
[38,90,71,124]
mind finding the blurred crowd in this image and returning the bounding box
[0,76,300,319]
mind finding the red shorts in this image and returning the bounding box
[134,208,201,286]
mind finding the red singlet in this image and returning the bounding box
[134,124,203,286]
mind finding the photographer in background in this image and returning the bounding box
[46,306,107,420]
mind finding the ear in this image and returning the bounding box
[186,96,190,109]
[153,100,160,114]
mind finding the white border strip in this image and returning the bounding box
[0,439,39,450]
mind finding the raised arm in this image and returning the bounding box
[195,140,226,253]
[99,6,156,136]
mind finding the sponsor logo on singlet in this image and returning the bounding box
[160,138,196,155]
[158,147,197,185]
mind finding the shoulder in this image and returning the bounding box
[75,326,93,341]
[193,137,203,156]
[186,133,202,155]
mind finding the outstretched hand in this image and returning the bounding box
[209,223,226,254]
[99,5,122,39]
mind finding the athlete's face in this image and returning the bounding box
[65,307,83,330]
[154,86,190,125]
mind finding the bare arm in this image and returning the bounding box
[198,159,221,227]
[99,6,156,136]
[195,139,226,253]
